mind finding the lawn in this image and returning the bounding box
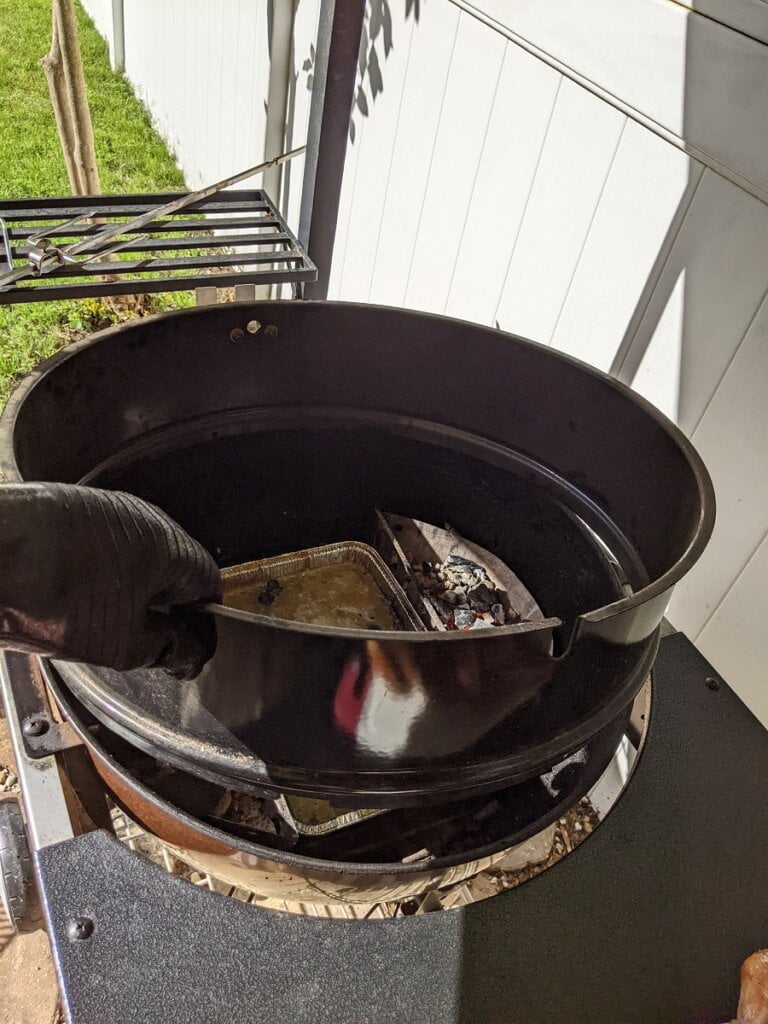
[0,0,192,406]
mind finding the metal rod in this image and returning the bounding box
[27,212,90,244]
[261,0,299,300]
[24,249,306,277]
[80,233,149,265]
[263,0,298,211]
[0,145,307,290]
[7,215,282,238]
[14,231,293,256]
[72,147,306,254]
[0,196,274,219]
[299,0,365,299]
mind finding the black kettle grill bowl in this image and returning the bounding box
[0,302,714,807]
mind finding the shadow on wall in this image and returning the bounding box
[302,0,422,143]
[606,6,760,429]
[606,5,768,709]
[283,0,422,253]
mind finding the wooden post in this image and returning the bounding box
[41,0,101,195]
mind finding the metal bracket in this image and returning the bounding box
[2,652,82,759]
[20,714,81,759]
[0,653,75,852]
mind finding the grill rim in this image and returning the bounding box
[0,299,715,629]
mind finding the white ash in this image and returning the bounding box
[414,553,521,631]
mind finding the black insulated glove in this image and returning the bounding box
[0,483,221,679]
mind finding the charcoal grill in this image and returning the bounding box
[0,3,766,1021]
[3,297,764,1024]
[0,300,714,812]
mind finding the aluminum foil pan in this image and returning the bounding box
[219,541,424,632]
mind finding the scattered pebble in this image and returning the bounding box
[0,765,18,794]
[514,807,591,874]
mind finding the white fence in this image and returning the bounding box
[81,0,768,723]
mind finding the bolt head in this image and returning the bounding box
[23,716,49,737]
[229,327,245,342]
[264,324,279,338]
[67,917,94,941]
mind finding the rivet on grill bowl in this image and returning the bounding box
[22,716,49,737]
[229,328,244,343]
[67,917,94,941]
[246,320,261,334]
[706,677,721,692]
[264,324,278,338]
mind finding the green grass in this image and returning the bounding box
[0,0,193,406]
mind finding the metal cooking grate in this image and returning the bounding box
[0,189,316,303]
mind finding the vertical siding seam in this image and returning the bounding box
[402,11,463,306]
[177,0,187,173]
[230,0,245,174]
[215,2,227,176]
[191,2,202,185]
[441,40,509,315]
[247,2,261,167]
[695,526,768,641]
[546,116,628,346]
[490,75,563,329]
[609,164,704,380]
[366,14,418,302]
[689,279,768,439]
[203,0,213,182]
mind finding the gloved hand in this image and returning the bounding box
[0,483,221,679]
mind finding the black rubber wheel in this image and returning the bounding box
[0,796,37,933]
